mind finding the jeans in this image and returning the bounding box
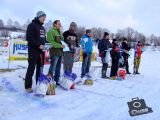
[48,56,62,83]
[101,57,108,77]
[81,53,92,77]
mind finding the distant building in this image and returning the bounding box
[0,27,25,39]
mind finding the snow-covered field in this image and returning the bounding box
[0,47,160,120]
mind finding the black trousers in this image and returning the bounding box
[25,52,44,89]
[123,55,130,73]
[110,59,119,77]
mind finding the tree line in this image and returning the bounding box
[0,19,160,47]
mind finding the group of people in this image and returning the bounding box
[98,35,143,80]
[24,11,143,92]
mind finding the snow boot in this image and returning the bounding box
[101,75,109,79]
[25,88,33,93]
[136,71,140,74]
[110,76,116,80]
[126,72,131,75]
[102,70,109,79]
[86,73,92,79]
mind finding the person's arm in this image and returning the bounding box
[75,35,80,47]
[80,37,87,52]
[26,24,41,49]
[44,29,49,43]
[63,32,67,43]
[47,30,62,48]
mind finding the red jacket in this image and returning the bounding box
[135,45,142,58]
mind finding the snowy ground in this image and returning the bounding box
[0,47,160,120]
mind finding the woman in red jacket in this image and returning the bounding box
[133,41,143,74]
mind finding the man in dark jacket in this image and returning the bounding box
[25,11,46,92]
[122,38,131,74]
[98,32,112,79]
[63,22,79,73]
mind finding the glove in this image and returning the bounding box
[83,53,87,57]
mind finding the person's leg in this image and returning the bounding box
[110,59,119,77]
[25,54,38,89]
[69,53,74,73]
[122,55,126,67]
[64,52,74,73]
[63,52,69,72]
[81,53,88,78]
[86,54,91,74]
[114,59,119,76]
[110,60,115,77]
[133,57,137,74]
[104,63,108,77]
[126,59,130,74]
[36,56,41,84]
[101,57,108,78]
[124,55,130,74]
[54,56,62,84]
[136,58,141,74]
[48,56,59,77]
[36,52,45,84]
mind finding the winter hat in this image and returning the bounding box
[86,29,91,34]
[36,11,46,18]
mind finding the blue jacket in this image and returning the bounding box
[80,35,93,54]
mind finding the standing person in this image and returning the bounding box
[47,20,65,85]
[98,32,112,79]
[122,38,131,74]
[110,39,121,80]
[80,29,93,78]
[63,22,79,73]
[25,11,46,92]
[133,41,143,74]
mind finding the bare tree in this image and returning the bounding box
[44,20,53,32]
[110,33,115,40]
[7,19,13,28]
[151,34,158,47]
[13,21,21,29]
[22,19,31,30]
[0,19,4,28]
[76,26,85,42]
[124,27,135,42]
[91,27,109,40]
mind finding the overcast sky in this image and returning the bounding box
[0,0,160,36]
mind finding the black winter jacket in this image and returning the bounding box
[26,18,46,55]
[63,30,79,53]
